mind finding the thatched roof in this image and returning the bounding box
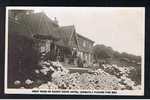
[9,11,94,53]
[9,12,60,40]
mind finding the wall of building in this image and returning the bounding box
[77,35,94,65]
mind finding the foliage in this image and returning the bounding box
[93,44,114,60]
[8,34,40,88]
[93,44,141,63]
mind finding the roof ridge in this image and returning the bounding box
[60,25,74,28]
[77,33,94,43]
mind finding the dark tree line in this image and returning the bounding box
[93,44,141,63]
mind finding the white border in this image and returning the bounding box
[5,6,145,95]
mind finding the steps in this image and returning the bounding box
[61,62,92,73]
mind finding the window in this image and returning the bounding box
[88,43,91,48]
[83,40,86,47]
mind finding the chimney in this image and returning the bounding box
[54,17,58,25]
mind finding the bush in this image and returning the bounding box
[8,34,39,88]
[93,44,114,60]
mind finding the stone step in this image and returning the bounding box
[60,62,92,73]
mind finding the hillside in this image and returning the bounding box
[92,44,142,85]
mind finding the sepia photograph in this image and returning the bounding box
[5,7,145,95]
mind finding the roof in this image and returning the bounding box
[9,12,60,40]
[9,11,94,53]
[55,25,94,53]
[56,25,95,53]
[60,25,75,42]
[54,25,76,47]
[77,33,94,43]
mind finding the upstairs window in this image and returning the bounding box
[83,40,86,47]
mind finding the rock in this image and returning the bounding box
[133,85,141,90]
[40,67,50,75]
[38,84,49,89]
[35,69,40,74]
[14,80,21,85]
[43,61,51,66]
[32,61,137,90]
[47,81,52,86]
[33,87,39,89]
[20,87,25,89]
[25,79,33,85]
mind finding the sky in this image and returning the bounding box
[12,7,145,56]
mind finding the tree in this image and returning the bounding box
[93,44,114,60]
[8,34,39,88]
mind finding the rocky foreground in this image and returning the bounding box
[14,60,141,90]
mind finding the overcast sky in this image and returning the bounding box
[12,7,145,56]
